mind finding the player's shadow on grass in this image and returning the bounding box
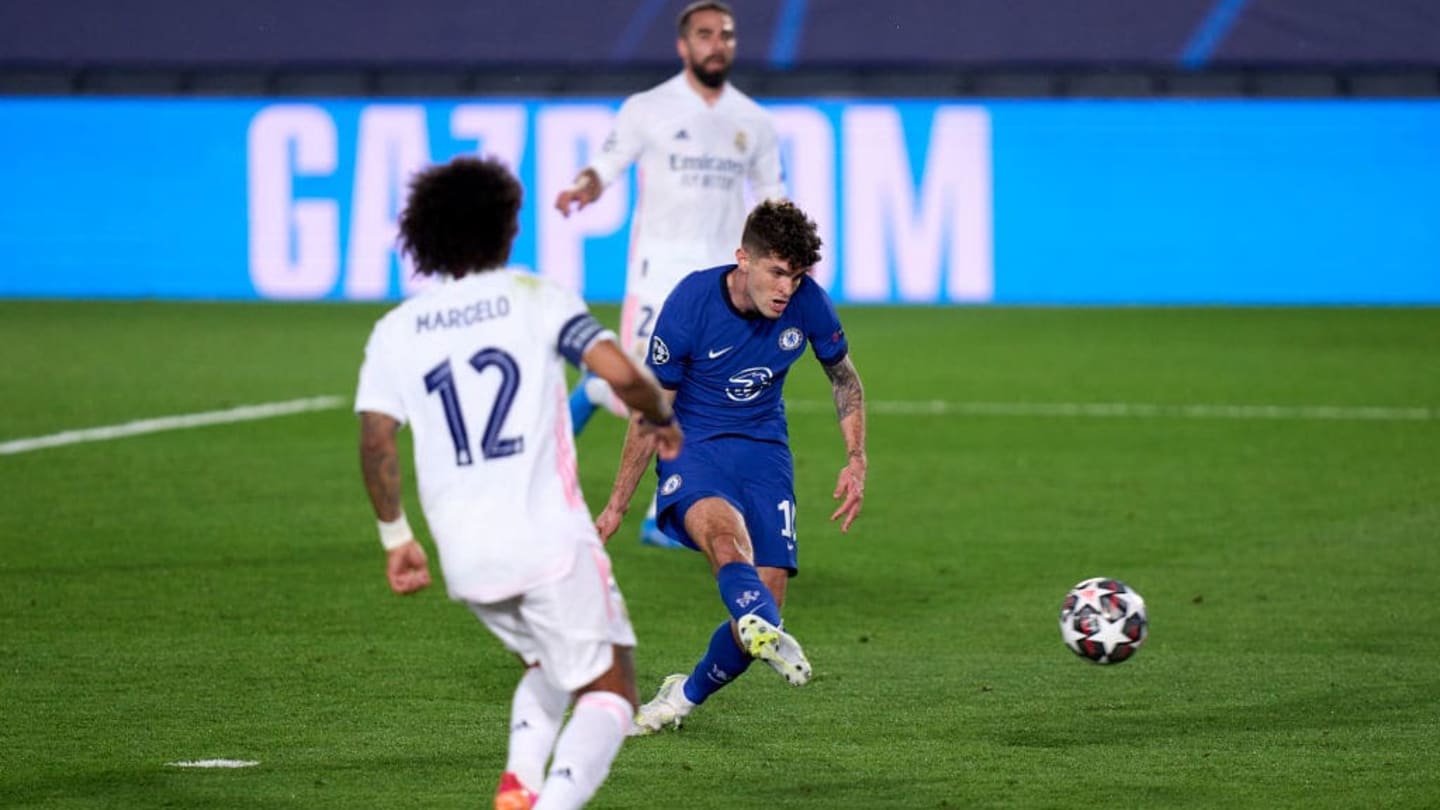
[4,751,504,808]
[1,768,305,809]
[7,542,376,578]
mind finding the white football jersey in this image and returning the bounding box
[591,72,785,298]
[355,270,615,604]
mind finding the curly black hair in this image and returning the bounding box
[740,200,822,271]
[398,156,523,278]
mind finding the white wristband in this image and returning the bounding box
[377,513,414,551]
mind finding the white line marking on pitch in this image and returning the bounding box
[787,400,1437,422]
[0,395,346,456]
[3,395,1432,458]
[166,759,260,768]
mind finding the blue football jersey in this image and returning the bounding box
[647,265,849,445]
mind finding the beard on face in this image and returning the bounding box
[689,57,730,89]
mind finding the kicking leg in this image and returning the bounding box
[687,499,809,684]
[632,618,754,735]
[737,566,809,686]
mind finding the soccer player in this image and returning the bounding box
[355,156,683,810]
[593,200,867,734]
[554,0,785,548]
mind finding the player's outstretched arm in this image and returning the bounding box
[582,338,682,542]
[553,168,604,217]
[582,338,682,458]
[823,355,867,533]
[595,414,666,542]
[359,411,432,595]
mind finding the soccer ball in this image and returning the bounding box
[1058,577,1148,664]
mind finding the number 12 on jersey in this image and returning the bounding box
[424,349,524,466]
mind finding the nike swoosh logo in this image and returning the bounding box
[707,346,734,359]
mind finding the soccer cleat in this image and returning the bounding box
[737,614,812,686]
[630,673,694,735]
[639,515,685,549]
[494,771,537,810]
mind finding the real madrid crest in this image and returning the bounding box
[734,130,748,154]
[778,327,804,351]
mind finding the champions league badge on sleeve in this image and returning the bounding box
[651,336,670,365]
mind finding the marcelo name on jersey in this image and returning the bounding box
[415,294,512,334]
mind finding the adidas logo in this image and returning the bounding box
[674,129,690,140]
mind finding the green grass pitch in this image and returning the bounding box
[1,300,1438,808]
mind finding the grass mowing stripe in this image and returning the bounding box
[787,399,1439,421]
[5,394,1432,458]
[0,395,347,455]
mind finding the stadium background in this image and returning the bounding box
[2,0,1439,304]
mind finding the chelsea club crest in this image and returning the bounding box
[778,327,804,351]
[661,474,683,495]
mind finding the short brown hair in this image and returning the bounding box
[741,200,822,271]
[677,1,733,36]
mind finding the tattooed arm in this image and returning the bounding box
[360,411,405,521]
[359,411,431,595]
[823,355,867,532]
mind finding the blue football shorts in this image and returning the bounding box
[655,436,800,575]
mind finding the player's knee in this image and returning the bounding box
[580,645,638,707]
[704,533,753,568]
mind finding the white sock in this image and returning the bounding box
[644,494,657,522]
[504,667,571,793]
[583,376,629,418]
[533,691,632,810]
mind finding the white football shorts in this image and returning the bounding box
[620,251,722,356]
[466,541,636,694]
[619,290,667,358]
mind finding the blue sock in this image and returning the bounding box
[567,376,595,435]
[715,562,781,626]
[682,621,752,705]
